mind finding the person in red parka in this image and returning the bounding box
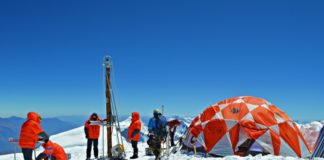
[127,112,142,159]
[19,112,49,160]
[36,140,67,160]
[84,113,101,160]
[167,119,181,146]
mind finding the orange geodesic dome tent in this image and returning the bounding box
[184,96,311,158]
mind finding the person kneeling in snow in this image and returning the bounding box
[84,113,101,160]
[127,112,142,159]
[36,140,67,160]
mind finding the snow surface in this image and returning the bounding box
[1,118,323,160]
[297,121,324,151]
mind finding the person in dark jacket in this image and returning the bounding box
[84,113,101,160]
[147,109,167,160]
[19,112,49,160]
[167,119,181,146]
[127,112,142,159]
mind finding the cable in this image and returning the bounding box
[107,63,126,158]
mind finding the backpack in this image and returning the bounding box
[154,117,167,138]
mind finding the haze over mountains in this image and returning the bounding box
[0,116,77,154]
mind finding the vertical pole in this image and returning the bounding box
[162,105,164,115]
[104,56,113,158]
[34,148,37,160]
[14,143,16,160]
[102,122,105,158]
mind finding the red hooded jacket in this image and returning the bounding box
[42,140,67,160]
[19,112,44,149]
[84,114,101,139]
[168,119,181,129]
[127,112,141,142]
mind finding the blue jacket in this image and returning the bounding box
[148,115,167,133]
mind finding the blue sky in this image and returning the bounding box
[0,0,323,121]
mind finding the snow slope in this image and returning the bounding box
[1,118,323,160]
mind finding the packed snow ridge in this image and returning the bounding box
[1,117,323,160]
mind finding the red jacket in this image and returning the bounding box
[128,112,141,142]
[19,112,44,149]
[168,119,181,129]
[84,115,101,139]
[42,141,67,160]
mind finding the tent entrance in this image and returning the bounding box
[237,139,270,156]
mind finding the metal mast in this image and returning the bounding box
[103,56,112,158]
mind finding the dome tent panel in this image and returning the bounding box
[202,119,228,152]
[183,96,311,158]
[251,107,277,126]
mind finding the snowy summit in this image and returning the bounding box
[1,116,323,160]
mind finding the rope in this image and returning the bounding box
[106,63,126,157]
[111,86,125,149]
[110,67,121,145]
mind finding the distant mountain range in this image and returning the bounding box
[0,116,78,154]
[56,115,130,127]
[55,114,180,126]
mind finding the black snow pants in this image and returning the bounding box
[148,136,162,159]
[86,139,99,158]
[170,128,176,146]
[22,148,33,160]
[131,140,138,156]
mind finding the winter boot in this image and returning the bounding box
[130,154,138,159]
[154,149,161,160]
[131,146,138,159]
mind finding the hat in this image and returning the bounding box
[153,109,161,115]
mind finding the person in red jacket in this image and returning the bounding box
[167,119,181,146]
[84,113,101,160]
[36,140,67,160]
[19,112,49,160]
[127,112,142,159]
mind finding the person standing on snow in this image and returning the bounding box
[147,109,167,160]
[84,113,101,160]
[19,112,49,160]
[36,140,67,160]
[167,119,181,146]
[127,112,142,159]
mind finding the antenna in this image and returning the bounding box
[162,105,165,115]
[104,56,113,158]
